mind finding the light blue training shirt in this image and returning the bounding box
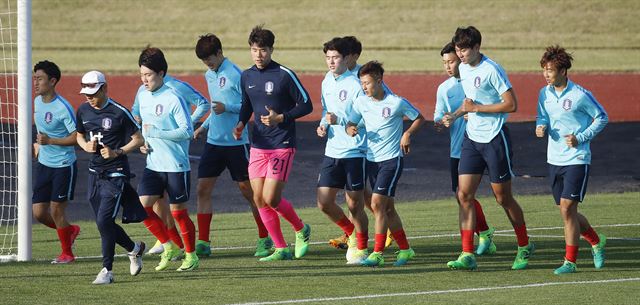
[434,76,466,158]
[33,94,77,167]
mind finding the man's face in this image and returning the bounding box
[140,65,164,92]
[360,74,381,98]
[442,52,461,77]
[455,44,481,65]
[201,52,224,71]
[83,85,107,109]
[33,69,56,96]
[325,50,347,76]
[542,62,565,87]
[250,43,273,69]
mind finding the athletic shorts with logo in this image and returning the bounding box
[317,156,366,191]
[32,161,77,203]
[459,126,514,183]
[248,147,295,182]
[137,168,191,203]
[367,157,403,197]
[549,164,590,204]
[198,143,250,181]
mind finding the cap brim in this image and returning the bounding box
[79,84,102,95]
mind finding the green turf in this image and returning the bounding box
[2,192,639,304]
[14,0,640,72]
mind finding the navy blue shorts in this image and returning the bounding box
[450,157,460,192]
[32,162,77,203]
[549,164,590,204]
[459,126,514,183]
[198,143,250,181]
[367,157,403,197]
[137,169,191,203]
[317,156,366,191]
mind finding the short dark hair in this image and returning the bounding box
[453,26,482,49]
[342,36,362,56]
[195,34,223,59]
[540,45,573,71]
[358,61,384,80]
[33,60,61,85]
[248,25,275,48]
[139,46,168,75]
[440,41,456,56]
[323,37,349,56]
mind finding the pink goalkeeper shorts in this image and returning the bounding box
[248,147,296,182]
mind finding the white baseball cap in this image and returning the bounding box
[79,70,106,95]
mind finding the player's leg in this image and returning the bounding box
[317,157,355,255]
[32,163,56,229]
[49,163,80,263]
[155,196,184,252]
[167,172,199,271]
[343,157,368,263]
[360,159,389,267]
[195,177,216,256]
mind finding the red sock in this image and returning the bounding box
[513,224,529,247]
[581,227,600,246]
[171,209,196,253]
[253,212,269,238]
[373,233,386,253]
[143,207,169,243]
[391,229,410,250]
[56,225,74,255]
[43,220,57,229]
[565,244,579,263]
[167,226,184,249]
[356,231,368,250]
[461,229,474,253]
[274,198,304,232]
[335,216,355,236]
[197,213,212,242]
[473,199,489,233]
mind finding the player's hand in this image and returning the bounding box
[564,134,578,148]
[212,101,225,115]
[401,132,412,154]
[36,132,51,145]
[260,106,282,127]
[194,126,206,140]
[85,139,98,153]
[33,143,39,159]
[100,146,117,159]
[434,121,444,132]
[317,125,327,137]
[535,125,547,138]
[461,98,476,113]
[233,122,245,140]
[134,115,142,125]
[325,112,337,125]
[346,125,358,137]
[442,113,455,128]
[140,142,152,154]
[142,124,152,133]
[463,113,469,121]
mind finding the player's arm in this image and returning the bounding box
[144,98,192,141]
[401,100,425,154]
[194,113,211,139]
[573,93,608,145]
[37,131,77,146]
[345,103,362,137]
[461,88,517,114]
[281,69,313,123]
[190,96,210,123]
[76,131,97,153]
[433,87,447,130]
[535,89,550,138]
[317,90,329,137]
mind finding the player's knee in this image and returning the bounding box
[32,210,48,223]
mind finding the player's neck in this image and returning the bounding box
[371,89,385,101]
[468,53,483,67]
[553,77,568,92]
[41,91,56,103]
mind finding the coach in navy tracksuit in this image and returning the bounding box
[75,70,146,284]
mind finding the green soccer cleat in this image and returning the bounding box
[512,243,535,270]
[361,251,384,267]
[592,234,606,269]
[155,243,182,271]
[294,223,311,259]
[347,249,369,265]
[177,252,200,271]
[259,247,293,262]
[195,240,211,257]
[554,260,577,275]
[476,227,497,256]
[254,236,274,257]
[447,252,477,270]
[394,248,416,266]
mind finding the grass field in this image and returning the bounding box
[2,192,639,304]
[13,0,640,72]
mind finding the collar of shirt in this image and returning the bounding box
[547,79,574,98]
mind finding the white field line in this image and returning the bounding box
[39,223,640,262]
[226,277,640,305]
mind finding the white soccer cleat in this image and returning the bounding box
[128,241,145,276]
[347,249,369,265]
[345,233,358,262]
[92,267,114,285]
[146,240,164,255]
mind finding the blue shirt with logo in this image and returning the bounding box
[34,94,77,167]
[434,77,466,158]
[459,55,512,143]
[536,80,608,166]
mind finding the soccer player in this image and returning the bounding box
[316,37,369,264]
[75,70,146,284]
[193,33,272,257]
[131,57,210,256]
[136,47,199,271]
[535,45,608,274]
[346,61,425,267]
[32,60,81,264]
[234,25,313,261]
[435,42,496,256]
[447,26,533,271]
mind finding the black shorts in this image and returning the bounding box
[137,169,191,203]
[317,156,366,191]
[367,157,403,197]
[198,143,250,182]
[450,157,460,192]
[459,126,514,183]
[32,162,77,203]
[549,164,590,204]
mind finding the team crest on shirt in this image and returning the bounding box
[219,77,226,88]
[265,81,274,95]
[382,107,391,118]
[474,76,481,88]
[339,90,347,101]
[101,118,112,130]
[155,104,164,116]
[562,99,572,111]
[44,112,53,124]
